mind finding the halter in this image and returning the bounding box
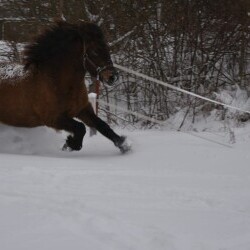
[83,42,117,83]
[83,53,113,81]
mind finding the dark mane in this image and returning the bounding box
[23,22,82,70]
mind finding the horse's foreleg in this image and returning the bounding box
[54,116,86,151]
[77,103,131,153]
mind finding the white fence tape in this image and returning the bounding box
[114,63,250,115]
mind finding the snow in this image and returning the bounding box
[0,41,12,62]
[1,124,250,250]
[0,41,25,63]
[0,63,27,82]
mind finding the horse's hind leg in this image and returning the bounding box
[53,116,86,151]
[77,103,131,153]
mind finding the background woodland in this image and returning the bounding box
[0,0,250,128]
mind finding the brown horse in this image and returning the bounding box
[0,21,131,153]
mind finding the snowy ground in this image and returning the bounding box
[1,124,250,250]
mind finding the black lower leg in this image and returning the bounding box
[78,105,123,146]
[55,116,86,151]
[93,115,124,145]
[89,116,128,152]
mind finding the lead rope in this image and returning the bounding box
[114,63,250,115]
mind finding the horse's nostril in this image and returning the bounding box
[108,76,115,85]
[98,67,119,86]
[107,73,118,86]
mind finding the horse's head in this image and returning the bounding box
[79,22,118,86]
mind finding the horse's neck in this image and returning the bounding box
[53,59,85,90]
[55,42,84,79]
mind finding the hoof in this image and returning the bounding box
[62,136,82,151]
[62,143,82,152]
[115,136,132,154]
[62,143,73,152]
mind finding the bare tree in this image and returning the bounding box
[1,0,249,126]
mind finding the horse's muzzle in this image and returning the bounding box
[99,67,119,87]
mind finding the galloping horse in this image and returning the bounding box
[0,21,131,153]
